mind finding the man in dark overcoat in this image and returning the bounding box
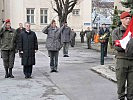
[99,23,110,57]
[19,22,38,78]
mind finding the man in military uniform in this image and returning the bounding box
[99,23,110,57]
[0,19,17,78]
[84,27,92,49]
[70,29,76,47]
[80,29,85,43]
[61,22,71,57]
[112,12,133,100]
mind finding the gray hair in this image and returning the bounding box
[24,22,30,25]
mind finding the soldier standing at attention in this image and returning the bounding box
[84,27,92,49]
[70,29,76,47]
[62,22,71,57]
[0,19,17,78]
[80,29,85,43]
[112,12,133,100]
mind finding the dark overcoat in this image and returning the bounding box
[19,30,38,66]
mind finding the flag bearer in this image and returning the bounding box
[112,12,133,100]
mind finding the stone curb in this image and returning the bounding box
[91,65,117,83]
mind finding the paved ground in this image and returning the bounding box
[0,42,117,100]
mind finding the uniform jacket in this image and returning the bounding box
[112,25,133,59]
[84,30,92,39]
[0,27,17,51]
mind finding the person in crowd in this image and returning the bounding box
[61,22,71,57]
[99,23,110,57]
[80,29,85,43]
[16,23,25,35]
[84,27,92,49]
[70,29,76,47]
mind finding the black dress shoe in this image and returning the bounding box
[50,70,55,73]
[9,68,14,78]
[9,75,14,78]
[54,70,58,73]
[28,76,32,78]
[64,55,69,57]
[63,55,66,57]
[25,76,28,79]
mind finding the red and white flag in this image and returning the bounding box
[115,16,133,49]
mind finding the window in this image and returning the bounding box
[72,9,80,16]
[26,8,35,24]
[40,8,48,24]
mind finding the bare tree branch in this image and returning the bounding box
[53,0,78,26]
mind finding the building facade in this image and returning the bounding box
[2,0,92,31]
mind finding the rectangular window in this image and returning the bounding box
[40,8,48,24]
[26,8,35,24]
[72,9,80,16]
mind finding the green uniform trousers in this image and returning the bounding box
[1,50,15,68]
[86,37,91,49]
[116,58,133,99]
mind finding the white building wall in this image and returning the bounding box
[68,0,92,31]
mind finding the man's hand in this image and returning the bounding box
[115,40,121,47]
[19,51,23,58]
[20,51,23,53]
[35,50,38,53]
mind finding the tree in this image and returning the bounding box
[52,0,78,26]
[111,6,119,29]
[121,0,133,15]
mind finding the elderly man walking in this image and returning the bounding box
[19,22,38,79]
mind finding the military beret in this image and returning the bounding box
[120,12,131,19]
[5,19,10,23]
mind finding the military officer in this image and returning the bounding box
[0,19,17,78]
